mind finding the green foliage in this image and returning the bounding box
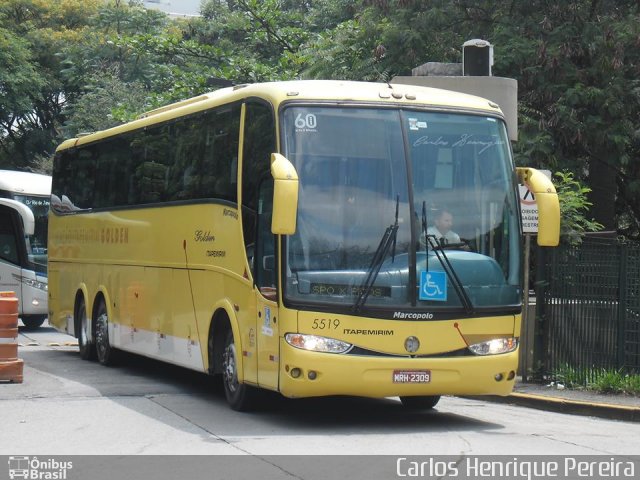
[62,70,149,134]
[553,171,603,244]
[494,1,640,238]
[301,0,640,239]
[552,363,585,389]
[302,18,388,81]
[591,370,629,395]
[553,364,640,396]
[0,26,44,123]
[0,0,638,241]
[0,0,102,170]
[197,0,310,81]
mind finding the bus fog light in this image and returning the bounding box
[308,370,317,380]
[495,373,504,382]
[290,368,302,378]
[285,333,352,354]
[468,337,518,356]
[507,370,516,381]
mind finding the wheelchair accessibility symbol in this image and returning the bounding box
[419,271,447,301]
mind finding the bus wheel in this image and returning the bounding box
[222,329,259,411]
[400,395,441,410]
[21,315,46,330]
[77,297,96,361]
[94,301,115,366]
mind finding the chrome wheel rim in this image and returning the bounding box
[223,340,239,394]
[95,312,108,360]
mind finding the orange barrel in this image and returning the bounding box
[0,291,19,329]
[0,291,22,383]
[0,327,18,361]
[0,359,23,383]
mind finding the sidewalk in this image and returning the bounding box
[482,380,640,422]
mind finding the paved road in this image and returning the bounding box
[2,322,639,456]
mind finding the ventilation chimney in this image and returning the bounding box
[463,39,493,76]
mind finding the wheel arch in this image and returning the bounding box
[207,300,243,379]
[92,287,113,321]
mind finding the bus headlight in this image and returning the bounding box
[285,333,352,354]
[468,337,518,356]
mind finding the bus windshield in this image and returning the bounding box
[13,194,49,268]
[282,106,521,314]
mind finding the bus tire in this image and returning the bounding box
[21,315,46,330]
[94,300,116,366]
[77,296,96,361]
[400,395,441,410]
[222,329,260,411]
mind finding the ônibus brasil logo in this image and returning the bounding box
[8,456,73,480]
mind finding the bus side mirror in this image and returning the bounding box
[516,167,560,246]
[270,153,299,235]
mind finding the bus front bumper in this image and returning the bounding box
[278,340,518,399]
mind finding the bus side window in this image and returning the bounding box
[205,107,240,202]
[55,147,96,211]
[134,125,173,204]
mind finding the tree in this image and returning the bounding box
[0,0,638,242]
[0,24,45,167]
[300,0,640,239]
[0,0,103,172]
[490,1,640,238]
[195,0,313,82]
[554,171,603,244]
[62,70,148,134]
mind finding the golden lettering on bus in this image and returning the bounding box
[54,227,111,245]
[100,227,130,245]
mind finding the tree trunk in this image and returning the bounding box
[588,156,617,232]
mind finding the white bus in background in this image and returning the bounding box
[0,170,50,329]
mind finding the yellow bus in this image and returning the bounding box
[49,80,559,411]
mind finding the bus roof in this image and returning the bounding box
[56,80,504,151]
[0,170,52,196]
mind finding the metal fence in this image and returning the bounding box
[539,237,640,383]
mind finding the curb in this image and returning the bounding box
[479,392,640,422]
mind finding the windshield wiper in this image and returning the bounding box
[421,201,474,314]
[354,196,400,312]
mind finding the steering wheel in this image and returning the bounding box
[433,240,471,251]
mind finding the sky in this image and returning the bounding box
[143,0,201,17]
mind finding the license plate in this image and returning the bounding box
[393,370,431,383]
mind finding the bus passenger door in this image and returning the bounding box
[0,205,23,302]
[255,180,279,390]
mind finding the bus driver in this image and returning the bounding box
[422,208,469,250]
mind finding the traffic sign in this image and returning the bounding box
[519,170,551,234]
[419,271,447,301]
